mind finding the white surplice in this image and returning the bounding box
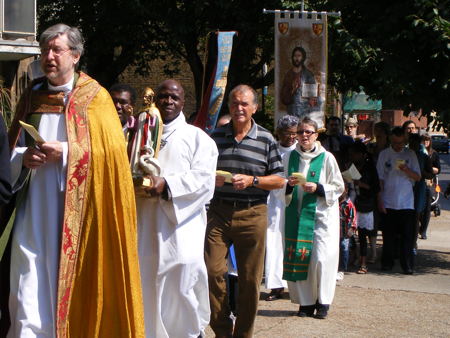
[264,142,296,290]
[137,113,218,338]
[282,142,344,306]
[8,80,71,338]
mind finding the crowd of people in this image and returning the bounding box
[0,23,444,338]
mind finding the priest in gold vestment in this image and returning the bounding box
[0,24,144,338]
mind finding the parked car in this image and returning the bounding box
[431,134,449,154]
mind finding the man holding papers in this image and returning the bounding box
[376,126,420,274]
[206,85,284,338]
[1,24,144,337]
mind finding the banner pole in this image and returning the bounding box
[262,63,267,115]
[262,8,341,17]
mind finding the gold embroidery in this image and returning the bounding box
[56,73,100,337]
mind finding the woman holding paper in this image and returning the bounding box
[283,117,344,319]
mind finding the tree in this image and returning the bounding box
[322,0,450,124]
[38,1,164,87]
[38,0,450,124]
[37,0,283,110]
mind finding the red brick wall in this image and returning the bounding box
[118,60,197,118]
[381,110,427,129]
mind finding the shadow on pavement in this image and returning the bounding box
[415,249,450,274]
[354,248,450,277]
[257,309,297,317]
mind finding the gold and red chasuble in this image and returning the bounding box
[8,72,145,338]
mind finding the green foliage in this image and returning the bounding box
[37,0,450,125]
[254,94,275,131]
[0,83,13,127]
[322,0,450,124]
[38,0,164,87]
[37,0,283,111]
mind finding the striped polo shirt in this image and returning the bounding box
[211,120,283,202]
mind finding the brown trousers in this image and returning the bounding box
[205,201,267,338]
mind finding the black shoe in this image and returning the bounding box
[381,265,393,271]
[265,287,284,301]
[315,303,329,319]
[420,233,427,240]
[297,305,315,317]
[403,269,414,275]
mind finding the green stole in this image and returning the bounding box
[283,150,325,281]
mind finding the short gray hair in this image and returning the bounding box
[276,115,299,131]
[228,84,258,107]
[39,23,84,58]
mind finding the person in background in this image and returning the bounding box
[345,119,358,138]
[265,115,299,301]
[368,122,391,166]
[377,127,420,274]
[420,133,441,239]
[367,121,391,263]
[337,184,357,281]
[345,118,368,143]
[216,113,231,128]
[349,141,380,274]
[109,83,137,129]
[408,133,433,251]
[320,116,354,171]
[402,120,418,135]
[284,117,344,319]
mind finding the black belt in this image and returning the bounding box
[213,198,266,209]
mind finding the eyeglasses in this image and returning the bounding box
[41,47,73,57]
[280,131,297,137]
[297,130,317,136]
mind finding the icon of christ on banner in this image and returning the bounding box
[275,13,327,129]
[280,46,318,118]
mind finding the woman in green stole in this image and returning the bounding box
[283,117,345,319]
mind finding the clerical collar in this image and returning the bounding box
[48,76,75,93]
[301,146,316,153]
[279,141,297,152]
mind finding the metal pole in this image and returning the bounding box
[262,63,267,114]
[262,9,341,17]
[0,0,3,39]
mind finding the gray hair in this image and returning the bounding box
[39,23,84,57]
[228,84,258,107]
[299,117,318,131]
[276,115,299,131]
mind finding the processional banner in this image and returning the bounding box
[194,31,236,133]
[275,11,327,129]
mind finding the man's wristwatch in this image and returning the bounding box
[252,176,259,187]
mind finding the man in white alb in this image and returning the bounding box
[135,79,218,338]
[265,115,298,301]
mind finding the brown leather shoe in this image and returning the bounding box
[265,287,284,301]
